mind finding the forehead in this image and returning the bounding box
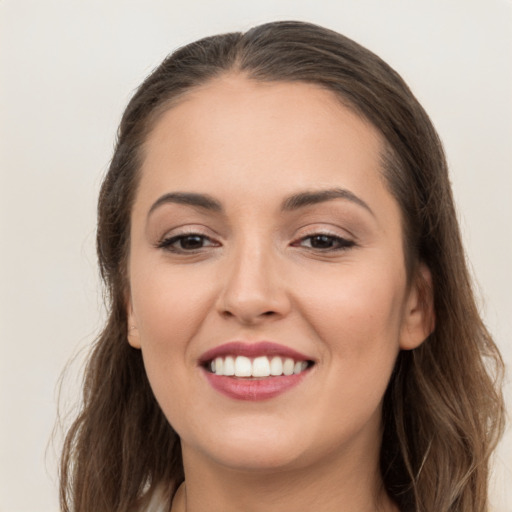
[136,75,395,221]
[144,74,382,158]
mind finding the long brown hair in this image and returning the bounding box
[60,21,505,511]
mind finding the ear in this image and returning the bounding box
[399,263,435,350]
[126,295,141,349]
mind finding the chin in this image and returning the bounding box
[206,443,307,473]
[184,417,313,472]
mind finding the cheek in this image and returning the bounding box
[130,261,214,345]
[129,264,217,432]
[296,265,405,432]
[128,262,216,401]
[296,261,406,377]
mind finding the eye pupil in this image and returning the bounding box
[180,235,204,250]
[310,235,335,249]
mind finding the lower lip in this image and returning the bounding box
[203,370,310,401]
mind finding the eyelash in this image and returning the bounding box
[292,233,355,251]
[157,232,355,253]
[157,233,219,253]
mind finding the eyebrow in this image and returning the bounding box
[148,187,373,218]
[281,188,374,216]
[148,192,223,216]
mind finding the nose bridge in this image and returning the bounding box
[218,232,288,322]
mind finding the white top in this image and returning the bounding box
[137,484,171,512]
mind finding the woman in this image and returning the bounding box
[60,21,505,511]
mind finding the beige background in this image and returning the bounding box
[0,1,511,510]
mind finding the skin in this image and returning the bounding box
[127,75,432,512]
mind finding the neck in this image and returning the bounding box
[171,439,398,512]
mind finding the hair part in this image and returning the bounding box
[60,21,505,512]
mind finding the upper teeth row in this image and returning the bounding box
[209,356,308,378]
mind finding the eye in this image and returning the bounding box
[157,233,219,252]
[293,234,355,251]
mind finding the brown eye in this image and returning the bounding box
[158,234,219,252]
[294,234,355,251]
[309,235,337,249]
[178,235,207,250]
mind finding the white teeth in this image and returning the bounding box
[234,356,252,377]
[252,356,270,377]
[283,358,295,376]
[223,356,235,376]
[269,356,283,376]
[210,354,310,378]
[294,361,308,374]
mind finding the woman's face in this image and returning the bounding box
[127,75,430,474]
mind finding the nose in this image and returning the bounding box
[216,242,291,325]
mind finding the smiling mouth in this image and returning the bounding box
[203,355,315,378]
[200,342,315,400]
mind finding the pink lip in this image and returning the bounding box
[198,341,312,364]
[203,371,310,401]
[199,341,314,401]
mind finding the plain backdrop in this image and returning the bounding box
[0,1,511,511]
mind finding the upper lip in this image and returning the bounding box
[198,341,313,364]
